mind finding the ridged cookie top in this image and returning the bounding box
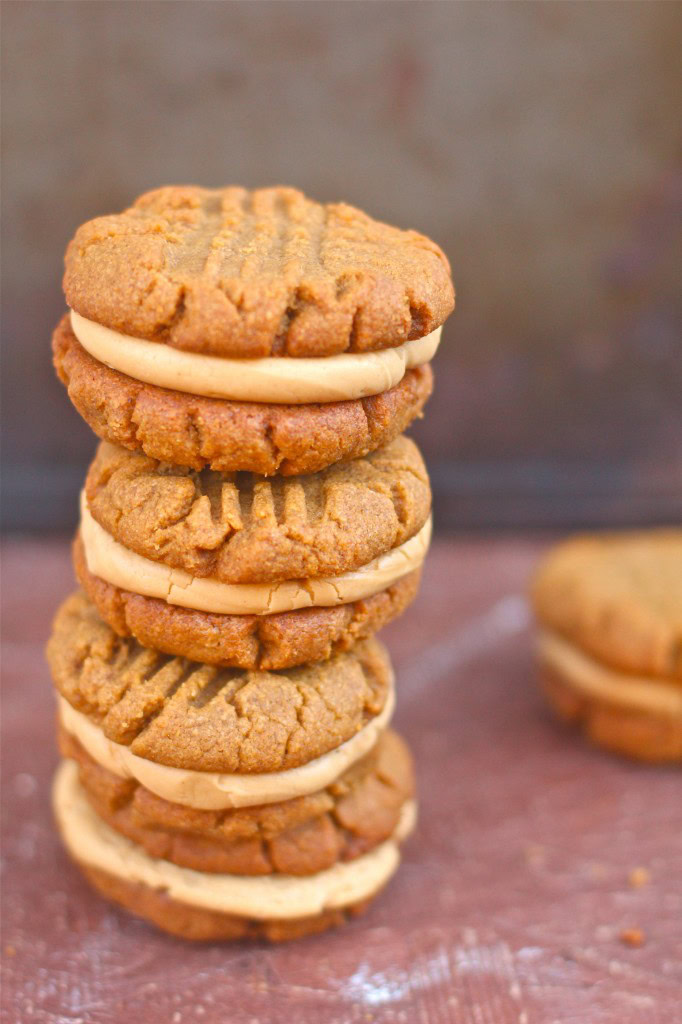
[63,185,454,358]
[48,593,393,773]
[532,531,682,680]
[84,436,431,583]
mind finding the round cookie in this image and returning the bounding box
[60,726,415,876]
[84,436,431,583]
[532,531,682,761]
[47,591,394,774]
[74,435,430,667]
[63,185,454,359]
[74,535,421,670]
[78,864,373,942]
[54,759,416,942]
[53,314,433,475]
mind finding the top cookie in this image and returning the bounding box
[63,186,454,358]
[532,530,682,680]
[48,592,393,774]
[84,435,431,583]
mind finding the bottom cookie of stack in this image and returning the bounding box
[47,594,416,939]
[53,727,416,942]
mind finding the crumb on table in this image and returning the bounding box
[620,928,646,947]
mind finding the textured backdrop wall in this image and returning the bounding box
[2,1,681,529]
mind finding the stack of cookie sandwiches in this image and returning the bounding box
[533,532,682,763]
[48,185,455,940]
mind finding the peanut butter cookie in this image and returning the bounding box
[532,531,682,761]
[72,435,430,666]
[63,185,454,358]
[53,758,416,941]
[48,592,394,774]
[60,726,414,876]
[84,436,430,583]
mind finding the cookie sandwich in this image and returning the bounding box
[532,531,682,761]
[74,434,432,669]
[54,185,454,476]
[49,593,416,940]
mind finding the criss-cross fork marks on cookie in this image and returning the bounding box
[48,593,393,774]
[64,186,454,358]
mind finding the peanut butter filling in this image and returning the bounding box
[538,630,682,717]
[70,310,442,404]
[57,685,396,810]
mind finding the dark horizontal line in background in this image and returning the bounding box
[429,459,682,529]
[1,460,681,534]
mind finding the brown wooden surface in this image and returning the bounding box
[2,536,680,1024]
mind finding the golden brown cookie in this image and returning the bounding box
[60,726,415,876]
[84,436,431,583]
[53,759,416,942]
[53,315,433,475]
[47,592,393,773]
[533,531,682,679]
[63,185,454,358]
[74,435,429,666]
[79,864,373,941]
[532,531,682,761]
[74,535,421,670]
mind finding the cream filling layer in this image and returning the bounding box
[539,631,682,718]
[80,495,431,616]
[58,686,396,810]
[70,310,442,404]
[54,758,416,920]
